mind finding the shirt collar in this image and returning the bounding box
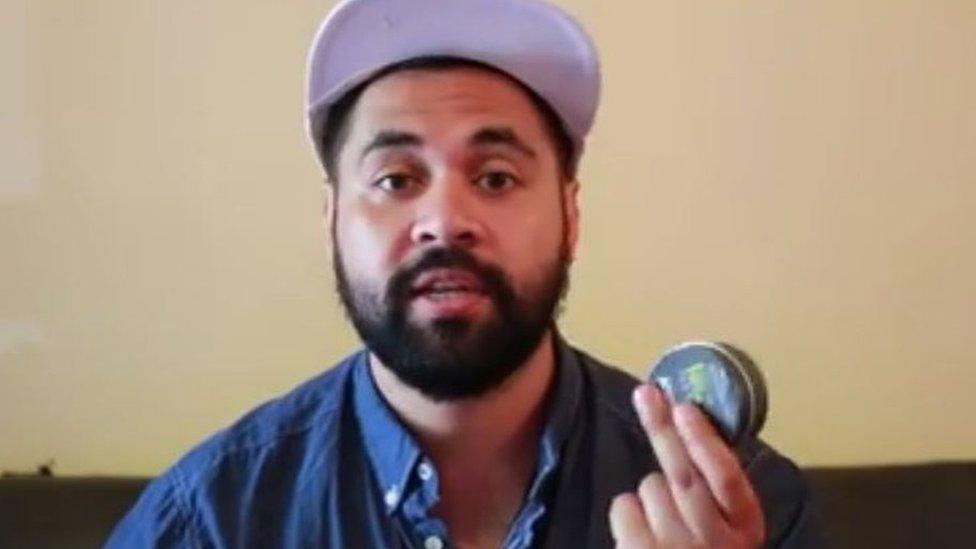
[526,331,583,500]
[351,331,584,516]
[351,351,421,515]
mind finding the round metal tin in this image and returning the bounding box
[649,341,768,446]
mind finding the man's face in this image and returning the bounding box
[328,66,580,401]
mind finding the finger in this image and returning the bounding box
[673,403,765,537]
[609,493,656,548]
[633,384,731,543]
[637,473,694,546]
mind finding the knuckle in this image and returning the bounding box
[671,465,700,492]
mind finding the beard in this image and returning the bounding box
[333,240,570,402]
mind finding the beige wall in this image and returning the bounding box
[1,0,973,476]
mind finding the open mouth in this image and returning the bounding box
[408,268,488,315]
[410,268,486,298]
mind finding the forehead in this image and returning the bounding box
[345,66,550,144]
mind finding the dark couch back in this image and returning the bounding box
[1,462,974,548]
[808,462,976,548]
[0,477,146,548]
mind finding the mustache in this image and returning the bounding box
[385,247,512,305]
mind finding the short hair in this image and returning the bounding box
[319,56,576,185]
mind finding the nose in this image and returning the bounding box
[409,175,483,249]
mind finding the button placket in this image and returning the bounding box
[417,461,434,482]
[384,486,400,508]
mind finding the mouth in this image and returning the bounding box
[408,268,488,317]
[410,268,486,298]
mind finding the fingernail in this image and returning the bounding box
[635,384,665,425]
[632,385,652,420]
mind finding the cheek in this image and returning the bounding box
[495,201,567,282]
[334,202,410,282]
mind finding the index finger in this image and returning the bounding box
[632,384,729,542]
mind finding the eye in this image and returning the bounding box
[373,173,417,193]
[475,171,518,193]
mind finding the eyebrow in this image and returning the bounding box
[469,126,537,159]
[357,126,537,164]
[359,130,423,163]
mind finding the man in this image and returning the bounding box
[108,0,820,547]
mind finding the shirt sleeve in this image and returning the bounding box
[774,492,824,549]
[103,473,199,548]
[741,440,825,549]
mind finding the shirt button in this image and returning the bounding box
[423,535,444,549]
[384,487,399,507]
[417,461,434,482]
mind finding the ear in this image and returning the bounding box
[322,181,336,249]
[562,180,581,261]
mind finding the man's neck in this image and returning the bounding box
[368,330,558,546]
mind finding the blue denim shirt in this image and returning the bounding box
[107,336,821,548]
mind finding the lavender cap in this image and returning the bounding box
[305,0,601,172]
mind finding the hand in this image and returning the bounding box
[608,384,765,548]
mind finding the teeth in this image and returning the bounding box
[430,282,469,291]
[426,290,469,300]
